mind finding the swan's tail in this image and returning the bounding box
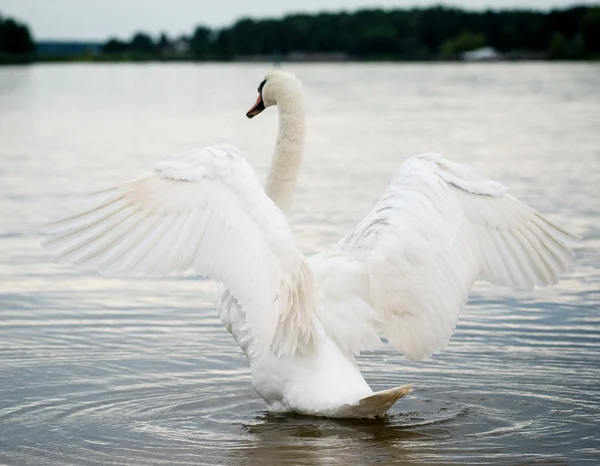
[336,384,414,419]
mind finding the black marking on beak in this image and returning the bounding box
[246,79,267,119]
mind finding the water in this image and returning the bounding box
[0,63,599,465]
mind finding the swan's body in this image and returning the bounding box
[43,71,578,418]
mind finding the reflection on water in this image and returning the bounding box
[0,63,599,465]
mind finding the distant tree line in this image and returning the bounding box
[98,6,600,61]
[0,13,35,62]
[1,6,600,64]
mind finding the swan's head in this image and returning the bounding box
[246,70,303,119]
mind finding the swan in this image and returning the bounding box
[42,70,578,419]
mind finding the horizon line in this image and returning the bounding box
[21,2,600,43]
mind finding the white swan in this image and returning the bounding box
[42,70,578,419]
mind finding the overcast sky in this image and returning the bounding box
[0,0,596,40]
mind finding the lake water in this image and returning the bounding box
[0,63,599,465]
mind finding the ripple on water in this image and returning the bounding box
[1,63,600,465]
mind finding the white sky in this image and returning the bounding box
[0,0,596,41]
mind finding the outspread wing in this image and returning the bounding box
[326,153,578,361]
[42,144,317,356]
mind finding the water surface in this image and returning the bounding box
[0,63,599,465]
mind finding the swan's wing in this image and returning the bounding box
[42,144,317,356]
[326,153,578,360]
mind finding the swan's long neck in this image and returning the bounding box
[264,96,305,215]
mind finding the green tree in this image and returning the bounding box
[102,37,128,54]
[580,7,600,54]
[129,32,155,54]
[441,30,487,58]
[0,15,35,55]
[190,26,212,59]
[548,32,569,59]
[157,32,170,51]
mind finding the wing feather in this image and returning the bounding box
[325,153,578,360]
[42,145,318,356]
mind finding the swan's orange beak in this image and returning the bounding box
[246,94,265,119]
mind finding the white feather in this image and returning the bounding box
[328,153,579,361]
[42,145,318,357]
